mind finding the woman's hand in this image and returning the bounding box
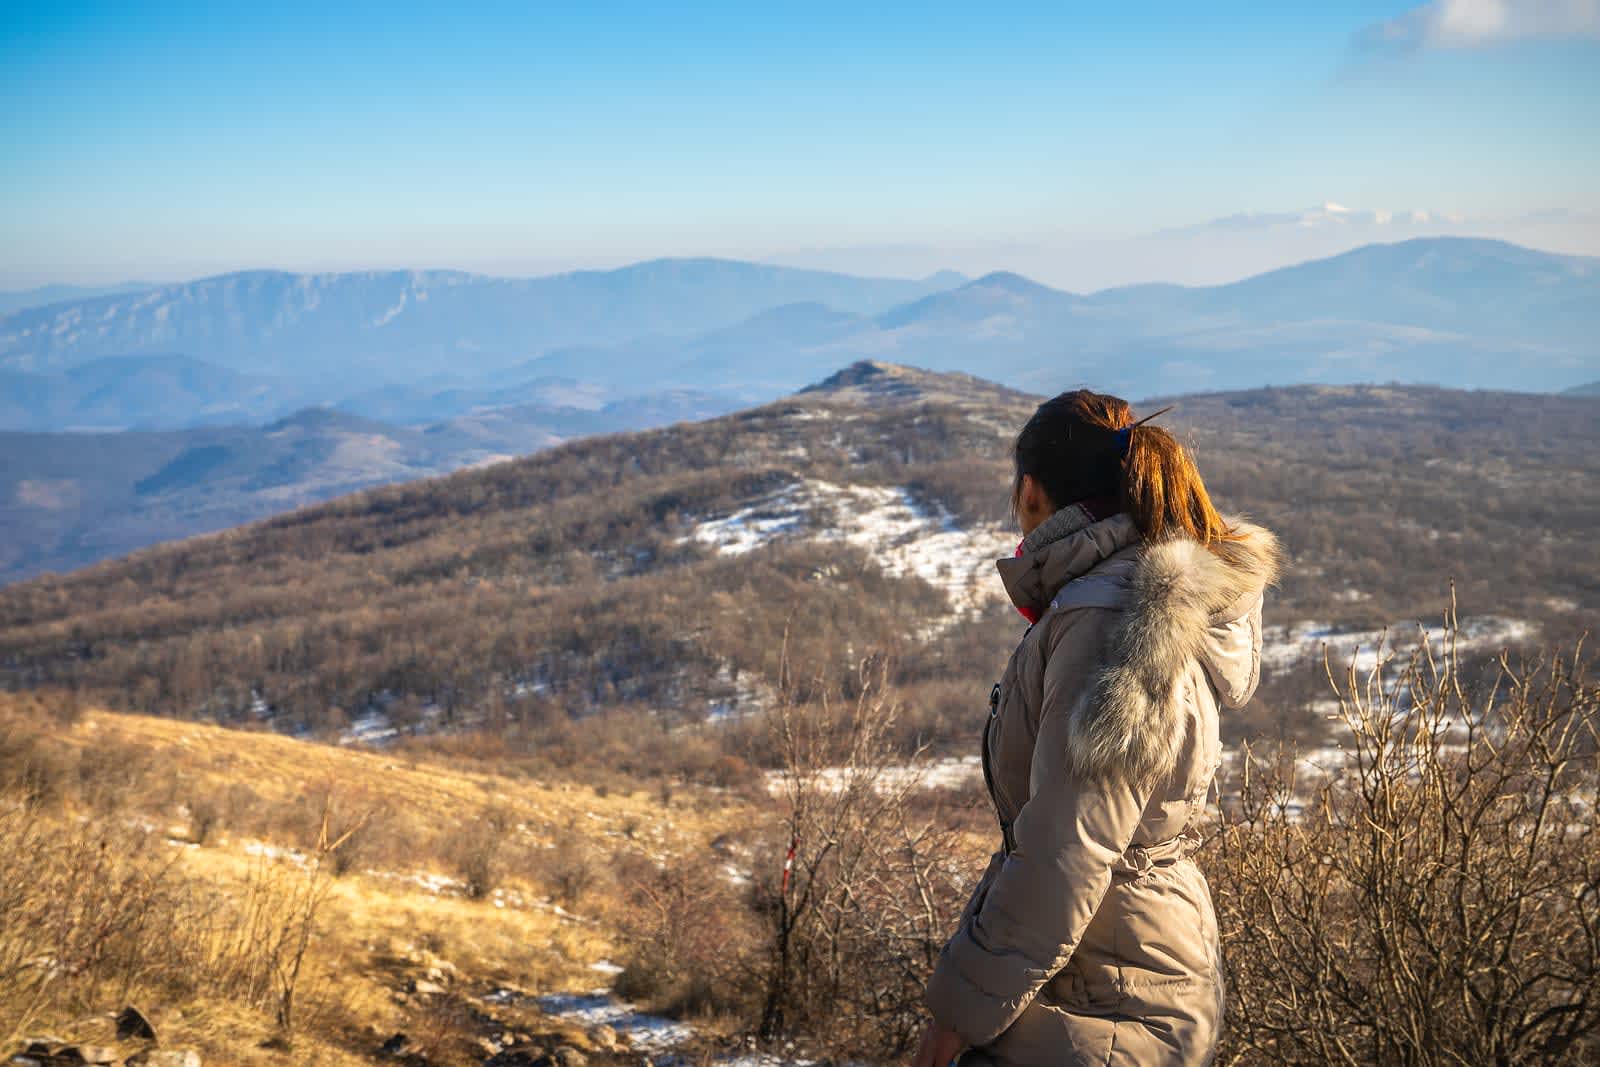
[912,1020,965,1067]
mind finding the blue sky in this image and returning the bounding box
[2,1,1597,288]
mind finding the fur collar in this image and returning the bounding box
[1066,519,1282,786]
[1020,502,1099,554]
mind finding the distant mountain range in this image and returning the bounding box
[1,238,1595,435]
[0,260,963,384]
[0,353,300,431]
[4,238,1596,584]
[0,281,157,317]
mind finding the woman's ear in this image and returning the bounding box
[1017,474,1054,532]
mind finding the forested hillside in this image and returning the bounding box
[1,363,1594,769]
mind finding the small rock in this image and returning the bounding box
[585,1025,618,1052]
[475,1037,502,1058]
[116,1007,157,1043]
[483,1050,552,1067]
[418,950,458,979]
[411,978,448,996]
[129,1053,202,1067]
[553,1047,587,1067]
[377,1032,411,1057]
[75,1049,118,1065]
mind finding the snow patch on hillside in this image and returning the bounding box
[704,662,777,724]
[533,992,696,1052]
[371,289,409,327]
[529,988,821,1064]
[682,480,1010,616]
[766,755,984,797]
[1262,616,1537,675]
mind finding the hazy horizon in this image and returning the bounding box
[4,225,1596,299]
[4,2,1596,291]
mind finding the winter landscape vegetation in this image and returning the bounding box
[5,3,1599,1065]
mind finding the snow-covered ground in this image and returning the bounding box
[340,709,400,746]
[681,480,1011,618]
[765,755,984,797]
[529,988,821,1065]
[703,662,778,724]
[534,991,697,1053]
[1261,616,1536,676]
[337,696,447,746]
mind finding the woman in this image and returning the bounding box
[913,390,1280,1067]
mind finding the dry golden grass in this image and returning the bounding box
[2,701,759,1065]
[67,709,731,844]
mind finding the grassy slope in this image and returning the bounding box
[5,702,764,1065]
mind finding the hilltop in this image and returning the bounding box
[797,359,1033,407]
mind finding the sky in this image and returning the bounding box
[2,0,1597,290]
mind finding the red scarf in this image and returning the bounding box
[1013,496,1120,625]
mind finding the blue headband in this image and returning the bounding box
[1114,405,1174,456]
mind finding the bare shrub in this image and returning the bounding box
[187,791,222,845]
[442,804,513,899]
[612,850,760,1018]
[328,804,399,877]
[0,786,362,1050]
[405,989,481,1063]
[0,805,182,1046]
[755,649,969,1060]
[268,800,365,1038]
[0,726,73,811]
[545,834,598,909]
[1208,600,1600,1065]
[74,739,154,815]
[0,688,83,727]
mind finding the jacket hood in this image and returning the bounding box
[1067,518,1282,786]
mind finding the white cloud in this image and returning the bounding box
[1155,202,1463,236]
[1362,0,1600,51]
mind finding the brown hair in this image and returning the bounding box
[1011,389,1238,545]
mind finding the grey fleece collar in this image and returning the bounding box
[1020,503,1099,554]
[998,510,1142,614]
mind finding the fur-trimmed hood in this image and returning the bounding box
[1069,519,1282,786]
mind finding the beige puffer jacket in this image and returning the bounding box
[925,505,1280,1066]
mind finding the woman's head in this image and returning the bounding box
[1011,389,1236,545]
